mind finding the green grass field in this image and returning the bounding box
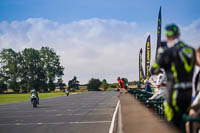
[0,92,76,104]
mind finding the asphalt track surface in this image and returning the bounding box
[0,91,118,133]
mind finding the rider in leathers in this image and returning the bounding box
[31,89,39,104]
[151,24,196,128]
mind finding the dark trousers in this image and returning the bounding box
[170,89,192,128]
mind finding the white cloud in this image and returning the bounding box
[181,19,200,49]
[0,18,199,83]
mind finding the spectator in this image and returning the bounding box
[151,24,196,128]
[144,80,152,93]
[185,48,200,133]
[117,77,127,94]
[149,69,167,100]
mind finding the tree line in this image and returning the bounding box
[0,47,64,93]
[87,78,115,91]
[67,77,118,92]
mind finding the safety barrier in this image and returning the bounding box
[129,88,200,132]
[129,88,165,119]
[181,114,200,133]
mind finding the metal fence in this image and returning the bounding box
[129,88,200,132]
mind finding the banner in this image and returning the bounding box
[139,48,145,83]
[155,6,162,60]
[145,35,151,80]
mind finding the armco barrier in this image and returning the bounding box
[129,88,200,132]
[129,88,164,119]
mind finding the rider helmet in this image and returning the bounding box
[31,89,36,93]
[165,24,180,38]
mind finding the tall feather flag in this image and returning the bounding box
[139,48,145,83]
[145,35,151,80]
[155,6,162,60]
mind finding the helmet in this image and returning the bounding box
[165,24,180,37]
[117,77,120,81]
[31,89,36,93]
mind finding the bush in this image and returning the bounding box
[109,83,118,88]
[101,79,109,91]
[87,78,101,91]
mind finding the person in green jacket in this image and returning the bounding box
[151,24,196,128]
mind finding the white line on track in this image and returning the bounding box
[69,121,111,124]
[0,109,76,113]
[0,113,113,118]
[0,121,111,126]
[88,108,114,110]
[109,100,120,133]
[118,102,123,133]
[0,108,19,110]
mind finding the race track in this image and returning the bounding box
[0,91,118,133]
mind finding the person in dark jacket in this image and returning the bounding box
[151,24,196,128]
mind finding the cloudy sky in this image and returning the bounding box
[0,0,200,83]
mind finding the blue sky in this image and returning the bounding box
[1,0,200,25]
[0,0,200,83]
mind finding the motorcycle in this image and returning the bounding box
[65,89,70,96]
[30,94,38,108]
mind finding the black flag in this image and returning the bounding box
[145,35,151,80]
[139,48,145,83]
[155,6,162,60]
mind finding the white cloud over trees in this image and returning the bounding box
[0,18,199,83]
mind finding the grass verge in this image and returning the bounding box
[0,92,78,104]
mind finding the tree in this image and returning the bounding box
[40,47,64,91]
[0,80,7,93]
[57,78,66,91]
[0,47,64,93]
[128,81,140,85]
[68,76,80,91]
[87,78,101,91]
[0,49,22,93]
[21,48,44,92]
[109,83,118,88]
[101,79,109,91]
[0,66,8,93]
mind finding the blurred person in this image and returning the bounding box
[149,69,167,100]
[192,47,200,99]
[31,89,39,104]
[185,48,200,133]
[117,77,127,94]
[151,24,196,128]
[144,80,152,93]
[65,87,70,96]
[122,78,129,90]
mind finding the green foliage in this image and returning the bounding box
[68,76,80,91]
[87,78,102,91]
[101,79,109,91]
[109,83,118,88]
[0,47,64,93]
[40,47,64,91]
[0,81,7,94]
[21,48,43,92]
[128,81,140,85]
[0,49,22,93]
[57,78,66,91]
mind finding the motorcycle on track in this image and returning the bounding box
[30,94,38,108]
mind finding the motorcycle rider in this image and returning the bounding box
[151,24,196,128]
[31,89,39,104]
[65,87,70,96]
[149,69,167,100]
